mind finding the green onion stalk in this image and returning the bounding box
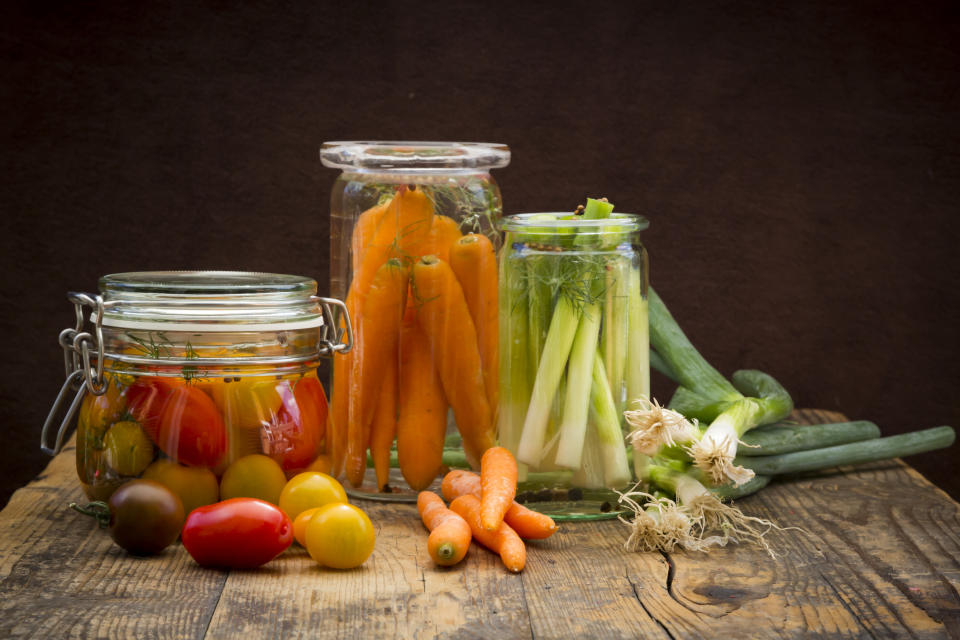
[629,287,795,486]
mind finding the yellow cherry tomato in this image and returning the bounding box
[305,503,375,569]
[278,472,347,522]
[306,454,331,475]
[103,421,155,476]
[207,378,283,430]
[142,459,220,516]
[293,507,323,546]
[220,454,288,505]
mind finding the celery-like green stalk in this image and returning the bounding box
[555,302,602,469]
[589,354,632,487]
[601,256,630,410]
[516,295,580,466]
[583,197,615,219]
[625,268,650,406]
[571,422,606,489]
[497,233,531,460]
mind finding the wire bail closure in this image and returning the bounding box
[41,293,106,456]
[41,289,353,457]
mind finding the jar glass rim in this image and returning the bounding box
[320,141,510,171]
[100,271,316,296]
[499,212,649,232]
[96,271,328,332]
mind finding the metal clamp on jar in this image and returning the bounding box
[42,271,353,502]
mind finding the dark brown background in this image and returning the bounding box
[1,1,957,506]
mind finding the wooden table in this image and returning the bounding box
[1,409,958,639]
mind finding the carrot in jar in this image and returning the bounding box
[396,319,448,491]
[408,214,463,264]
[368,354,398,491]
[329,289,358,479]
[448,233,499,414]
[350,199,391,276]
[412,255,495,469]
[346,258,408,487]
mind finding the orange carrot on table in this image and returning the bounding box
[417,491,472,566]
[449,494,526,573]
[346,258,408,487]
[479,446,517,531]
[412,255,495,469]
[441,470,557,540]
[448,233,499,414]
[368,355,398,491]
[396,319,448,491]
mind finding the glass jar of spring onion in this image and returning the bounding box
[498,209,650,520]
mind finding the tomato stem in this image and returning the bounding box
[69,501,111,529]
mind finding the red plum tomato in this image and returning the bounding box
[181,498,293,569]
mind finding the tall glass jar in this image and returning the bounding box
[321,141,510,499]
[42,271,352,507]
[498,213,650,520]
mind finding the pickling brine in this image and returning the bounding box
[498,207,650,519]
[321,141,510,499]
[42,271,352,504]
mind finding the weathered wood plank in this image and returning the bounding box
[203,502,533,640]
[638,409,960,640]
[0,442,227,640]
[0,410,957,639]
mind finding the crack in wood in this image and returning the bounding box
[628,573,677,640]
[200,570,230,638]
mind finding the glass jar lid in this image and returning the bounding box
[500,213,649,233]
[96,271,328,332]
[320,141,510,171]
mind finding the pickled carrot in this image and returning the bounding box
[396,319,448,491]
[448,233,499,414]
[412,255,494,469]
[346,258,408,487]
[368,356,398,491]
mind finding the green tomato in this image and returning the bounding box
[103,421,155,476]
[142,459,220,516]
[219,454,288,505]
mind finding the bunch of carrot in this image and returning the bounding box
[329,185,499,490]
[417,447,557,572]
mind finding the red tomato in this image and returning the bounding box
[260,378,327,473]
[181,498,293,569]
[126,377,181,443]
[157,386,227,467]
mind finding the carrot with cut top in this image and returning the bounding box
[449,494,525,573]
[346,258,408,487]
[479,446,517,531]
[441,470,557,540]
[352,186,433,299]
[408,214,463,264]
[368,355,398,491]
[449,233,499,414]
[396,316,448,491]
[412,255,494,469]
[351,199,391,275]
[417,491,472,566]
